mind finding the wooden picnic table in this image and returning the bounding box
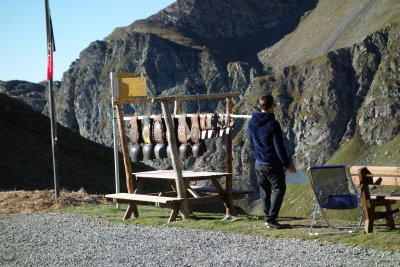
[106,170,235,222]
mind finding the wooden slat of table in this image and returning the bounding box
[133,170,231,180]
[105,193,183,203]
[370,193,400,201]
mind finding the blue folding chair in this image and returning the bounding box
[308,165,364,235]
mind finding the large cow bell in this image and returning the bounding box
[179,143,192,158]
[154,143,168,159]
[129,144,143,162]
[143,143,155,160]
[192,142,206,157]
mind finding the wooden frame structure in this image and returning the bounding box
[350,166,400,233]
[106,92,241,222]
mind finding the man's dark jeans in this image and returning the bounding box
[255,163,286,223]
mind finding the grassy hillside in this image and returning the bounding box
[260,0,400,71]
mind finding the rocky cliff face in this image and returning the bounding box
[231,25,399,171]
[54,0,316,146]
[0,80,61,115]
[55,33,258,146]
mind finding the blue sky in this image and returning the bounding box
[0,0,175,83]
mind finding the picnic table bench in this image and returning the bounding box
[350,166,400,233]
[106,170,251,222]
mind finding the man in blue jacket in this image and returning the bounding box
[247,94,296,229]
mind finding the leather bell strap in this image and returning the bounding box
[152,115,165,143]
[177,114,191,143]
[200,114,207,139]
[217,114,226,137]
[206,113,218,138]
[225,115,234,135]
[141,116,152,144]
[129,116,140,144]
[190,114,200,144]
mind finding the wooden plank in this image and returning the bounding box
[132,170,230,180]
[105,193,182,203]
[225,96,235,216]
[350,166,400,175]
[351,176,400,186]
[123,113,250,121]
[187,188,201,198]
[350,166,400,185]
[370,193,400,201]
[113,92,240,105]
[185,180,201,198]
[161,100,190,220]
[230,114,251,119]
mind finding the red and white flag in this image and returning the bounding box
[45,0,55,81]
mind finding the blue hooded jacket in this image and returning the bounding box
[247,112,292,167]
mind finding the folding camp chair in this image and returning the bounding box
[308,165,364,235]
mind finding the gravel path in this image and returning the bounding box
[1,213,399,266]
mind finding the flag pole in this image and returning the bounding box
[44,0,59,198]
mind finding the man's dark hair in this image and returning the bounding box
[259,95,274,111]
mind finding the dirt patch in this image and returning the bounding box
[0,189,107,216]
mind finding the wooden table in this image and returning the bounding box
[106,170,232,222]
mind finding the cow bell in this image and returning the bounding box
[154,143,168,159]
[179,143,192,158]
[192,142,206,158]
[129,144,143,162]
[142,143,155,160]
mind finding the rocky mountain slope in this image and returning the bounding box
[2,0,399,215]
[0,80,61,115]
[0,93,151,193]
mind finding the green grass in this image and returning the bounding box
[63,202,400,253]
[328,130,400,167]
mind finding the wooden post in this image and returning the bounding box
[225,97,236,216]
[358,167,373,233]
[161,101,190,220]
[116,104,135,193]
[115,104,138,218]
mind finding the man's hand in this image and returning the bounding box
[287,166,297,173]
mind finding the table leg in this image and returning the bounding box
[159,180,174,196]
[123,201,138,220]
[185,180,201,198]
[168,203,180,223]
[210,177,229,207]
[383,202,395,230]
[135,178,145,194]
[211,177,238,221]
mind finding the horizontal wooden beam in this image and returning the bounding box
[105,193,182,203]
[113,92,240,105]
[123,113,251,120]
[350,166,400,176]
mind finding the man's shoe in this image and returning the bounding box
[265,221,282,229]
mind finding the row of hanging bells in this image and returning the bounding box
[128,113,233,162]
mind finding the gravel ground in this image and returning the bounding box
[1,213,399,267]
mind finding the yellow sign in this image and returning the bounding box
[116,73,147,99]
[119,78,147,99]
